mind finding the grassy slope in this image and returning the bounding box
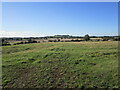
[2,41,118,88]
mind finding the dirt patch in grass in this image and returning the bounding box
[5,67,38,88]
[49,67,67,88]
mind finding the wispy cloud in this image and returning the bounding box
[0,30,51,37]
[0,30,118,37]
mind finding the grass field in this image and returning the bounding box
[2,41,118,88]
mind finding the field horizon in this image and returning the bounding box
[1,1,118,89]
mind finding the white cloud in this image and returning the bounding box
[0,30,50,37]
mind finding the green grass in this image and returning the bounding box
[2,41,118,88]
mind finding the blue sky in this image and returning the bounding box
[2,2,118,37]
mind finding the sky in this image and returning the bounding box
[1,2,118,37]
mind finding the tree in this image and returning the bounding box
[2,38,5,43]
[84,34,90,41]
[28,38,32,43]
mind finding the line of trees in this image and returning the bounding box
[1,34,120,46]
[1,35,120,41]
